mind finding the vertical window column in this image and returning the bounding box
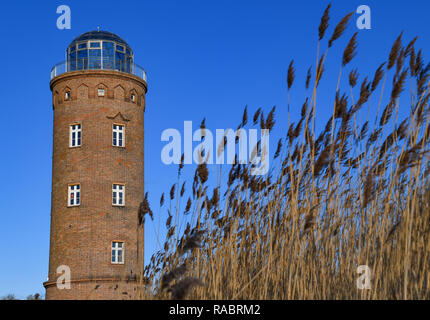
[112,124,125,147]
[112,184,125,206]
[111,242,124,264]
[70,124,82,147]
[68,184,80,206]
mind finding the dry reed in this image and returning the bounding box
[137,5,430,300]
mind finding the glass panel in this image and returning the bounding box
[69,51,76,71]
[89,49,101,69]
[126,57,132,73]
[102,42,114,70]
[77,49,88,70]
[78,43,87,49]
[118,243,123,248]
[115,52,125,71]
[116,45,124,52]
[90,42,100,48]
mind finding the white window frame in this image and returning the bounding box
[112,184,125,206]
[69,123,82,147]
[112,124,125,147]
[68,184,80,207]
[111,241,124,264]
[98,88,105,96]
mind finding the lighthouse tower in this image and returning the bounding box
[44,30,147,299]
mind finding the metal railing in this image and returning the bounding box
[50,58,147,82]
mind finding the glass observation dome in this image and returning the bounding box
[51,30,146,81]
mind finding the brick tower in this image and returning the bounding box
[44,31,147,299]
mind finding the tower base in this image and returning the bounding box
[44,278,144,300]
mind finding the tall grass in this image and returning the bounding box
[138,5,430,300]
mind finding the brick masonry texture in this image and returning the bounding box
[44,70,147,300]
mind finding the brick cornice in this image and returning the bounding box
[50,70,147,93]
[43,277,139,288]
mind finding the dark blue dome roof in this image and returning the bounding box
[69,30,130,48]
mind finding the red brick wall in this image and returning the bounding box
[45,70,147,300]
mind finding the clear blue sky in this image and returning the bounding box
[0,0,429,298]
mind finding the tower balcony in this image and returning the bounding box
[50,58,147,82]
